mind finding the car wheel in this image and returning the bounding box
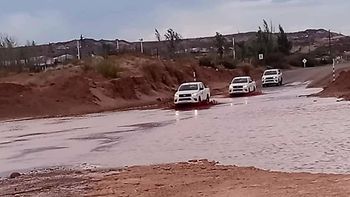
[198,96,202,103]
[206,95,210,103]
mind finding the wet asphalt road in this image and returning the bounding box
[1,82,350,177]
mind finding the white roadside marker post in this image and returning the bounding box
[232,37,236,60]
[302,58,307,68]
[193,72,196,82]
[333,58,336,82]
[140,38,144,54]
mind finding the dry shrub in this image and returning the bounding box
[217,58,238,69]
[199,57,215,68]
[288,54,317,68]
[83,57,120,78]
[142,63,163,82]
[265,52,290,69]
[240,64,254,76]
[165,64,185,84]
[96,59,120,78]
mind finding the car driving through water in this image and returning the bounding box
[174,82,210,105]
[262,69,283,87]
[229,76,257,95]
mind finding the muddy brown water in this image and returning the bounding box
[1,84,350,177]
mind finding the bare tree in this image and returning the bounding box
[214,32,226,59]
[0,35,17,48]
[0,34,17,67]
[155,29,161,42]
[277,25,292,55]
[164,28,182,56]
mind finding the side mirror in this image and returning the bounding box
[200,87,204,90]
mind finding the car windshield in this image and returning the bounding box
[178,84,199,91]
[232,78,248,84]
[232,78,248,83]
[264,71,278,75]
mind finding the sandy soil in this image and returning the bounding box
[317,70,350,100]
[1,160,350,197]
[0,55,261,121]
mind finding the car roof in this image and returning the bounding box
[180,82,202,86]
[233,76,251,79]
[264,69,279,72]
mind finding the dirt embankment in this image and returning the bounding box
[316,70,350,100]
[1,160,350,197]
[0,55,261,120]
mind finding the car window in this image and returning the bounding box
[232,78,248,83]
[179,84,199,91]
[264,71,278,75]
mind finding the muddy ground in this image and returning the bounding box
[1,160,350,197]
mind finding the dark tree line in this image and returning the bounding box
[213,20,292,61]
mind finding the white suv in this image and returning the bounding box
[174,82,210,105]
[229,76,257,95]
[262,69,283,87]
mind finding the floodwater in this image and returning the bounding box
[1,84,350,176]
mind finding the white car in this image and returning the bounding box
[229,76,256,95]
[262,69,283,87]
[174,82,210,105]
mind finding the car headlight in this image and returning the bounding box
[192,93,198,97]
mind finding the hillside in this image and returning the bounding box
[11,29,347,61]
[0,55,261,120]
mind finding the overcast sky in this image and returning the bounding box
[0,0,349,44]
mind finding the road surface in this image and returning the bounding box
[1,64,350,177]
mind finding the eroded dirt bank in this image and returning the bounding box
[1,160,350,197]
[0,55,261,120]
[317,70,350,100]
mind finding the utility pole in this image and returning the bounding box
[140,38,144,53]
[77,40,81,60]
[116,39,120,51]
[332,58,336,82]
[328,29,332,57]
[77,35,83,60]
[232,37,236,60]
